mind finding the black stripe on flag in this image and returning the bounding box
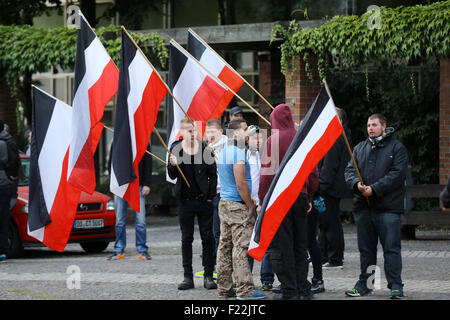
[111,30,139,186]
[73,14,97,96]
[253,87,330,244]
[167,42,188,147]
[28,87,55,232]
[187,31,207,61]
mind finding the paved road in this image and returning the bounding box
[0,215,449,300]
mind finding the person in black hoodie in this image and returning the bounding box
[440,178,450,210]
[344,114,408,299]
[168,117,217,291]
[106,143,153,262]
[0,119,21,262]
[318,108,350,269]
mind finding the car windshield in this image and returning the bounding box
[19,157,30,186]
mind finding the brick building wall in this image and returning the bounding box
[440,58,450,185]
[284,57,321,125]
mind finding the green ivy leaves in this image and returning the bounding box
[0,24,168,99]
[272,1,450,82]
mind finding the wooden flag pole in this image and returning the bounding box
[322,79,369,205]
[121,26,215,160]
[188,28,274,111]
[104,123,190,188]
[171,39,271,127]
[103,125,167,165]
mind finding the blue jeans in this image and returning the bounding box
[248,253,275,285]
[113,188,148,254]
[353,209,403,291]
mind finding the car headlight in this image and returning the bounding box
[22,204,29,214]
[106,200,115,211]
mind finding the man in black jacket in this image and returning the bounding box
[168,118,217,291]
[344,114,408,299]
[318,108,350,268]
[0,120,21,262]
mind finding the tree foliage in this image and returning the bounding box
[271,1,450,81]
[0,24,168,124]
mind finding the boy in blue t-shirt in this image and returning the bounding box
[216,119,266,300]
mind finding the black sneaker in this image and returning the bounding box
[311,280,325,294]
[204,276,217,290]
[178,277,194,290]
[323,262,343,269]
[345,288,374,297]
[390,289,404,299]
[272,284,281,293]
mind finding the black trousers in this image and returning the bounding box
[178,199,215,278]
[270,193,311,298]
[318,192,345,265]
[0,190,14,254]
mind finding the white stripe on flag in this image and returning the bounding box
[167,58,206,149]
[110,165,128,198]
[38,100,72,214]
[127,52,153,162]
[266,99,337,209]
[68,37,112,179]
[198,47,226,76]
[27,224,44,242]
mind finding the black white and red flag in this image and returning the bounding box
[187,29,244,119]
[248,86,344,261]
[166,39,229,183]
[68,12,119,194]
[109,30,168,212]
[28,86,82,252]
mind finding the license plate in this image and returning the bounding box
[74,219,104,230]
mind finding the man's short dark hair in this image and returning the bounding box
[228,118,246,131]
[206,118,222,130]
[368,113,387,125]
[0,119,4,132]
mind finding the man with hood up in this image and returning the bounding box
[258,104,318,300]
[0,120,21,262]
[344,113,408,300]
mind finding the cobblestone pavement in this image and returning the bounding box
[0,215,449,300]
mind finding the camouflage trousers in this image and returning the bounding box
[216,199,255,298]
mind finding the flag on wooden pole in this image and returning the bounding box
[67,12,119,194]
[110,29,167,212]
[248,86,343,261]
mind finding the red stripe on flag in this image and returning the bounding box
[88,59,119,126]
[248,116,343,261]
[123,71,168,212]
[68,122,104,194]
[43,150,81,252]
[68,60,118,194]
[187,75,228,135]
[210,66,244,119]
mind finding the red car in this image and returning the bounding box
[8,155,116,257]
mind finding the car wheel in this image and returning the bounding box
[79,241,110,253]
[8,219,23,258]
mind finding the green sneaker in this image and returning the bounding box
[390,289,404,299]
[345,288,374,297]
[194,270,217,280]
[261,282,273,291]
